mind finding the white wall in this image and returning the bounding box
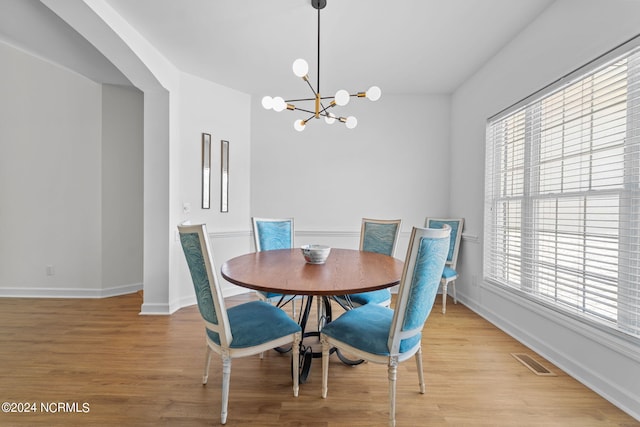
[38,0,255,313]
[172,72,252,306]
[251,93,451,258]
[451,0,640,418]
[0,41,143,297]
[101,84,143,292]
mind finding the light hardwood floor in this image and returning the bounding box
[0,292,637,427]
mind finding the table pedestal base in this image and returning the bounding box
[293,295,363,383]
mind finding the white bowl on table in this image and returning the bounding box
[301,244,331,264]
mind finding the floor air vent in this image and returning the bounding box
[511,353,556,376]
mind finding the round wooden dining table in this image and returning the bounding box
[220,248,404,382]
[221,248,404,296]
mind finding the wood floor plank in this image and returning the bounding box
[0,293,637,426]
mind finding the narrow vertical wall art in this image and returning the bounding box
[202,133,211,209]
[221,140,229,212]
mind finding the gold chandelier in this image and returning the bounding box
[261,0,381,132]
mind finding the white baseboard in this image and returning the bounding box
[140,301,172,315]
[0,283,143,299]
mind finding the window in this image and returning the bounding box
[484,38,640,341]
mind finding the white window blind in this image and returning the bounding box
[484,38,640,341]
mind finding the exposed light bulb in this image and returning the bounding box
[324,113,336,124]
[292,59,309,78]
[345,116,358,129]
[261,96,273,110]
[272,97,286,112]
[294,119,306,132]
[366,86,382,101]
[335,89,350,106]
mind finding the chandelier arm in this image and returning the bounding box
[302,112,316,125]
[304,78,318,96]
[318,101,333,114]
[285,96,334,103]
[318,111,339,119]
[285,97,317,103]
[296,106,335,120]
[294,107,318,116]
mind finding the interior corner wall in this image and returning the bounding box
[450,0,640,419]
[101,84,144,295]
[250,93,451,256]
[0,41,102,296]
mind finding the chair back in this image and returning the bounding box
[178,224,233,348]
[252,217,294,251]
[388,225,450,355]
[425,218,464,269]
[359,218,402,257]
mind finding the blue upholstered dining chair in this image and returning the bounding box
[336,218,402,308]
[320,225,451,427]
[425,217,464,314]
[177,224,302,425]
[251,217,302,316]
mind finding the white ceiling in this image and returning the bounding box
[1,0,556,96]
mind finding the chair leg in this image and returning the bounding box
[321,338,330,399]
[388,359,398,427]
[203,345,212,384]
[415,347,426,394]
[221,356,231,425]
[292,332,301,397]
[452,280,458,304]
[441,279,448,314]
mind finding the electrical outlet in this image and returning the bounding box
[46,265,55,276]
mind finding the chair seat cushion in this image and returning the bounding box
[442,266,457,280]
[258,291,289,300]
[321,303,420,355]
[207,301,301,348]
[340,289,391,306]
